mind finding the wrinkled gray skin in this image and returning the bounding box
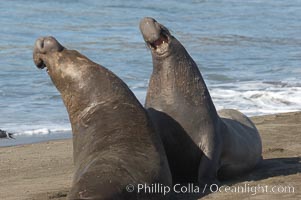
[33,36,172,200]
[0,129,14,139]
[140,17,262,184]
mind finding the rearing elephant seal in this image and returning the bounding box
[140,17,262,184]
[33,36,171,199]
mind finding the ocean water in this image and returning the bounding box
[0,0,300,146]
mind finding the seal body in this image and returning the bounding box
[33,36,171,199]
[140,17,262,183]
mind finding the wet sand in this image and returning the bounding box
[0,112,300,200]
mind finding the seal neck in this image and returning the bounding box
[150,39,220,127]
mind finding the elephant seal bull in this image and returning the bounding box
[139,17,262,184]
[33,36,171,199]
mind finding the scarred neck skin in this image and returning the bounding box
[146,37,220,142]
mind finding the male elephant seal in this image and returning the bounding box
[139,17,262,184]
[0,129,14,139]
[33,36,171,199]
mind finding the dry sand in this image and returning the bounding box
[0,112,300,200]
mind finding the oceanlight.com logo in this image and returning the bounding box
[125,183,295,196]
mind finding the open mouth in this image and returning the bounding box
[34,57,48,71]
[148,32,169,54]
[36,60,45,69]
[35,58,49,72]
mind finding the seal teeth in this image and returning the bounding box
[149,34,169,50]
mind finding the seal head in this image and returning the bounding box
[33,36,64,69]
[139,17,172,56]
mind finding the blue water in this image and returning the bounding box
[1,0,301,146]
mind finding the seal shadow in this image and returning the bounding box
[231,156,301,182]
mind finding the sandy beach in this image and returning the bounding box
[0,111,300,200]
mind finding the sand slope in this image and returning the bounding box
[0,112,300,200]
[0,140,73,200]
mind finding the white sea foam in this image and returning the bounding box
[132,80,301,116]
[10,125,71,136]
[210,81,301,116]
[4,81,300,137]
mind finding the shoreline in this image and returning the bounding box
[0,131,72,147]
[0,111,297,148]
[1,111,300,200]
